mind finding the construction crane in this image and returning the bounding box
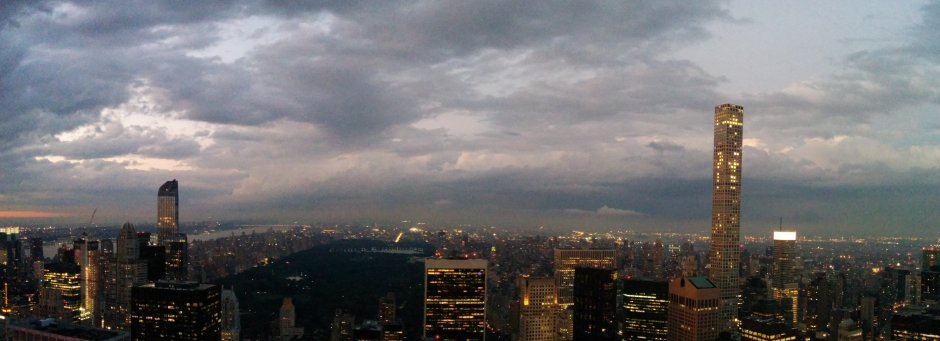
[88,208,97,227]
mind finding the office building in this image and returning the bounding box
[572,268,617,341]
[278,297,304,340]
[771,230,798,326]
[891,307,940,340]
[73,234,100,324]
[738,317,798,341]
[378,292,396,325]
[424,258,487,341]
[709,103,744,331]
[102,223,148,330]
[137,233,166,282]
[130,281,221,341]
[221,288,240,341]
[836,318,862,341]
[667,277,720,341]
[553,249,617,306]
[924,247,939,270]
[516,276,558,341]
[39,262,82,322]
[803,273,832,337]
[28,237,43,263]
[163,233,188,281]
[157,180,179,242]
[331,309,355,341]
[621,279,668,341]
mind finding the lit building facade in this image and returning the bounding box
[516,276,557,341]
[40,262,82,322]
[621,279,668,341]
[739,317,798,341]
[73,234,100,324]
[130,281,221,341]
[424,258,487,341]
[771,230,798,326]
[553,249,616,306]
[709,103,744,331]
[157,180,179,242]
[667,277,720,341]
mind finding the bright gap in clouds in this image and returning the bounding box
[676,0,926,96]
[45,81,218,171]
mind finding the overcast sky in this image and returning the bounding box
[1,1,939,237]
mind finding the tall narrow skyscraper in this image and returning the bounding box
[709,103,744,331]
[771,230,798,326]
[157,180,179,242]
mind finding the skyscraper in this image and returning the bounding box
[102,223,148,330]
[667,277,720,341]
[517,275,558,341]
[771,230,798,326]
[709,103,744,331]
[157,180,179,242]
[278,297,304,340]
[378,292,396,325]
[221,288,240,341]
[572,268,617,341]
[553,249,617,306]
[39,262,82,322]
[164,233,188,281]
[130,281,221,341]
[73,233,100,324]
[424,258,487,341]
[621,279,669,341]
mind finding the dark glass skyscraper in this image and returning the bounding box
[572,267,617,341]
[709,103,744,331]
[621,279,669,341]
[157,180,179,242]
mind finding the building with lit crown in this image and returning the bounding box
[424,258,487,341]
[516,276,557,341]
[771,230,798,326]
[709,103,744,332]
[157,180,179,242]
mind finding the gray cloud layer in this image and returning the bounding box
[1,1,939,237]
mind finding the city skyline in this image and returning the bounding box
[1,1,940,237]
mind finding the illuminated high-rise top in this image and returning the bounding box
[157,180,179,242]
[709,103,743,332]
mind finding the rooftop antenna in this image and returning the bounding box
[779,217,783,231]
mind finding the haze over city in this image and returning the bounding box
[2,1,940,237]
